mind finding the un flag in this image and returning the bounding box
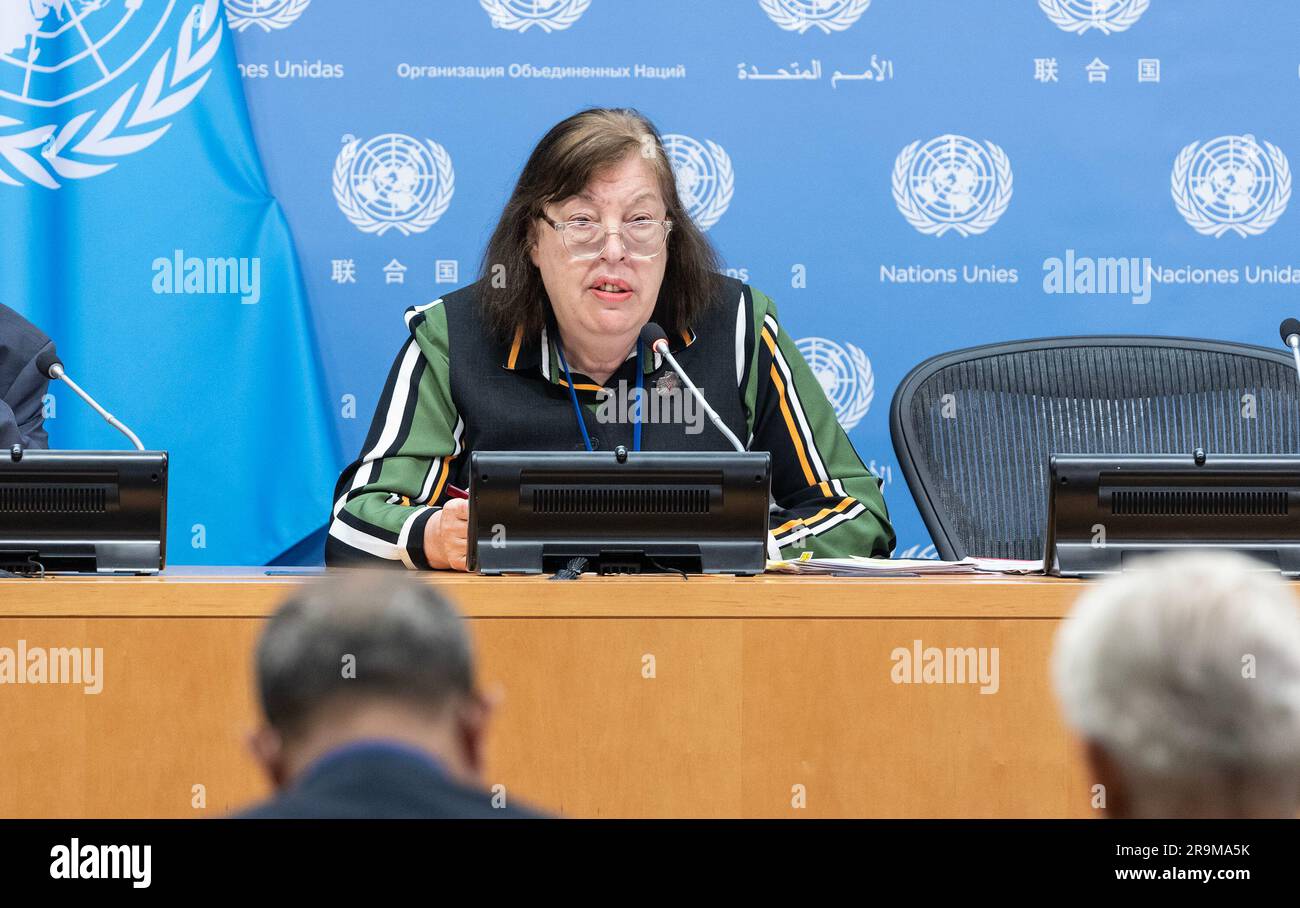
[0,0,340,564]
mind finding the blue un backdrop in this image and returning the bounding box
[4,0,1299,563]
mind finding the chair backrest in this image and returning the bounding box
[889,336,1300,560]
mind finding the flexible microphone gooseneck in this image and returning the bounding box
[1280,318,1300,387]
[639,322,746,453]
[35,344,145,451]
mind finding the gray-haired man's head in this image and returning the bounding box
[1052,550,1300,818]
[251,573,486,787]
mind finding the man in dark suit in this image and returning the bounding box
[0,303,53,450]
[235,573,540,818]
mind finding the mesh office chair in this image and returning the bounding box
[890,336,1300,560]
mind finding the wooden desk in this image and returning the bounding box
[0,570,1094,818]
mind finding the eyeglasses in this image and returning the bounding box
[540,214,673,260]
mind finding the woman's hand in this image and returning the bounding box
[423,499,469,571]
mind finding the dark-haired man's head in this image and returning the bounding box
[250,573,489,790]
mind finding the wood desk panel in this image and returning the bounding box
[0,572,1092,818]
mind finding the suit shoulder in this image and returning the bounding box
[0,303,51,362]
[710,277,775,323]
[745,283,776,311]
[402,284,475,339]
[688,274,748,337]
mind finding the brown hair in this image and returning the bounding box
[477,108,723,344]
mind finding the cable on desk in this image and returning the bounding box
[647,557,688,579]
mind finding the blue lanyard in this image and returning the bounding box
[556,339,644,452]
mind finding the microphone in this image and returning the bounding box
[639,322,745,452]
[36,344,145,451]
[1281,318,1300,386]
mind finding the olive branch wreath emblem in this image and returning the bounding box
[892,137,1013,237]
[0,0,224,189]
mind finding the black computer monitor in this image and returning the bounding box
[1045,452,1300,577]
[468,450,771,575]
[0,450,168,574]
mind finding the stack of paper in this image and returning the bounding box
[765,555,1044,576]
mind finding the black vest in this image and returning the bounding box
[439,277,750,491]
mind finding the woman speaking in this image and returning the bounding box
[327,108,893,571]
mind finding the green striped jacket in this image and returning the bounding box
[327,278,894,568]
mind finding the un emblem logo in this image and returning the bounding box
[797,337,874,431]
[480,0,591,33]
[1171,135,1291,238]
[1038,0,1148,34]
[223,0,311,32]
[332,133,455,236]
[893,135,1013,237]
[661,133,734,232]
[758,0,871,33]
[0,0,223,189]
